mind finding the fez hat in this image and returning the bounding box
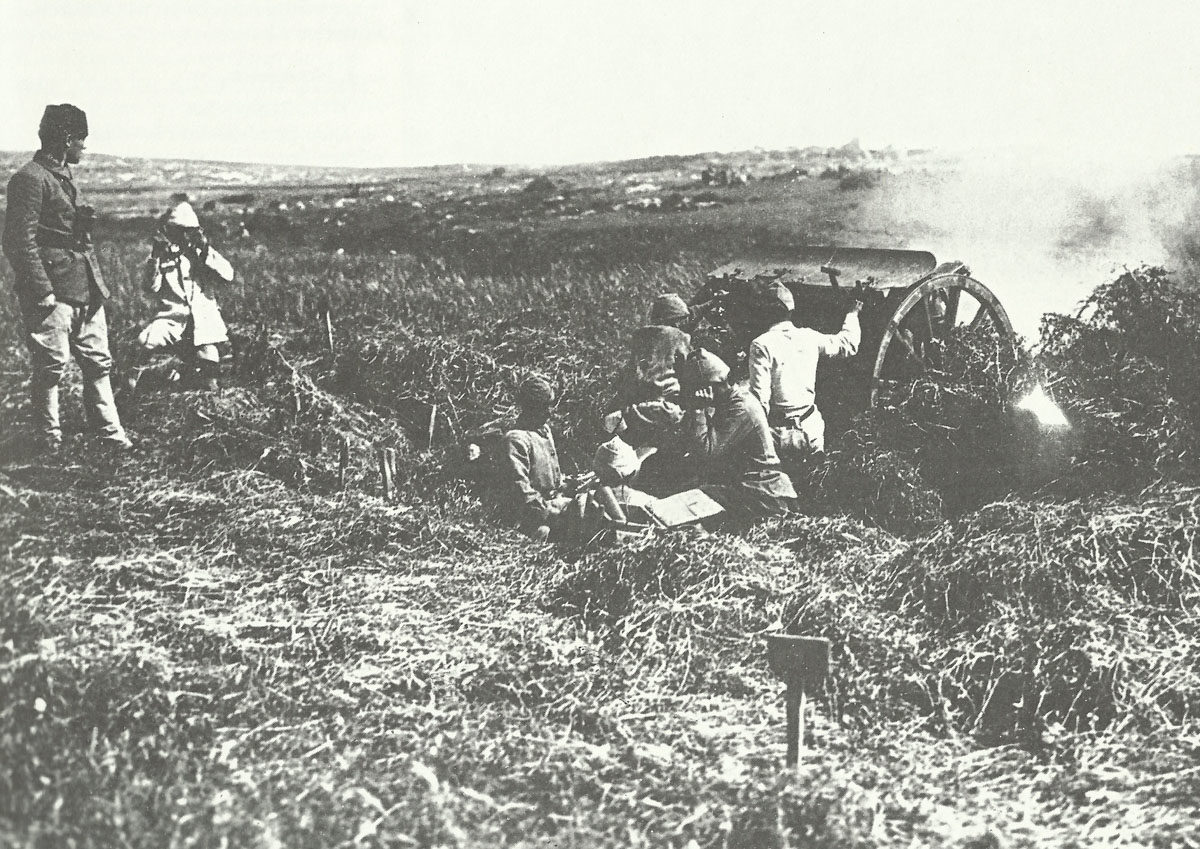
[40,104,88,140]
[650,293,690,325]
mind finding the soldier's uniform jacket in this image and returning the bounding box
[143,244,235,346]
[500,420,563,527]
[2,151,108,310]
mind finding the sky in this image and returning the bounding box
[3,0,1200,167]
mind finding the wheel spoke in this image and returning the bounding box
[944,287,961,329]
[921,295,936,341]
[969,306,995,331]
[890,323,928,369]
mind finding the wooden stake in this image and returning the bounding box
[337,433,350,490]
[384,448,398,499]
[322,307,335,352]
[378,448,393,501]
[784,680,808,766]
[764,634,829,769]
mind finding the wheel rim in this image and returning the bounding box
[870,275,1016,406]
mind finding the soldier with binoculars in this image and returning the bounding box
[125,199,236,396]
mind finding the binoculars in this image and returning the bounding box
[74,204,96,248]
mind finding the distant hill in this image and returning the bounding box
[0,151,475,192]
[0,141,932,193]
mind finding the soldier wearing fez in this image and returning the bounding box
[2,104,132,451]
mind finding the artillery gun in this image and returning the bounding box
[690,247,1019,412]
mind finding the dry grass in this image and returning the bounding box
[1039,266,1200,487]
[1,195,1199,847]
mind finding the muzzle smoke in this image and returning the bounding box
[865,148,1200,340]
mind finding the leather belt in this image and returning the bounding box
[770,406,816,428]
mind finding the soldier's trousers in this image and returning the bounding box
[22,301,127,445]
[771,407,826,460]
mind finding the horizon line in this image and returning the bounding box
[0,141,940,174]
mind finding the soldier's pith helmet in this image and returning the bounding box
[594,436,641,479]
[165,201,201,229]
[767,281,795,312]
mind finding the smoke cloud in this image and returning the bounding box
[865,148,1200,340]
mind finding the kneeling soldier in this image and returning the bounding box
[126,200,235,395]
[679,348,797,518]
[748,282,861,459]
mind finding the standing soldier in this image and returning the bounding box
[125,199,235,395]
[2,104,132,451]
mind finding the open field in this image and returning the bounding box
[2,146,1200,848]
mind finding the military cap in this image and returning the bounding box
[650,293,690,324]
[517,375,555,408]
[40,104,88,140]
[766,281,794,312]
[166,201,201,228]
[681,348,730,385]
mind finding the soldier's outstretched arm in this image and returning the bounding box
[817,303,862,359]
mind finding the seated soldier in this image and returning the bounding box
[626,293,692,399]
[604,293,692,439]
[555,436,658,546]
[603,293,694,491]
[499,376,571,540]
[678,348,797,519]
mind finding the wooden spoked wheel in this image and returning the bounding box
[870,275,1017,407]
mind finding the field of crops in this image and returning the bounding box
[2,157,1199,848]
